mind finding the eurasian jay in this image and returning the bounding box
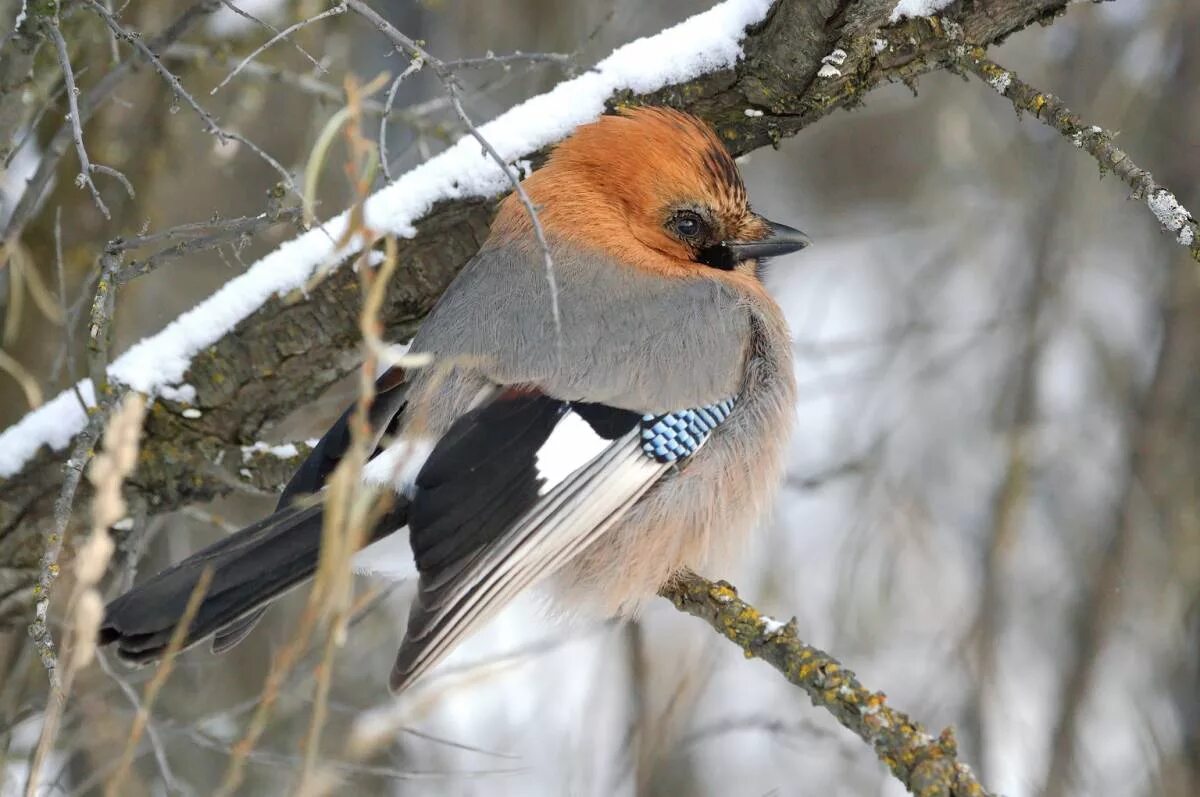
[100,107,811,692]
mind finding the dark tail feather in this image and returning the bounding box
[102,366,413,662]
[100,500,408,662]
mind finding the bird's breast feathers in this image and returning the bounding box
[406,242,752,415]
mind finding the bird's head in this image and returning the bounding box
[490,106,809,280]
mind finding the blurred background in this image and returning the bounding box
[1,1,1198,795]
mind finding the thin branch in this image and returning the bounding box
[1,1,221,245]
[44,18,119,219]
[343,0,561,347]
[105,568,213,797]
[215,0,326,73]
[660,571,996,797]
[27,394,145,797]
[163,43,445,131]
[211,2,347,96]
[442,50,576,73]
[111,208,305,284]
[378,55,425,182]
[81,0,299,197]
[960,48,1200,262]
[97,637,181,795]
[28,398,115,691]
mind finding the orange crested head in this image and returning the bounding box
[490,106,809,278]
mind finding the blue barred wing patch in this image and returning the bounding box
[639,398,736,464]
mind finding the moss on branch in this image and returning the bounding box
[661,571,994,797]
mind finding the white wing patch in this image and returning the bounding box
[534,410,612,495]
[391,430,670,690]
[362,437,435,497]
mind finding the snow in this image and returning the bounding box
[11,0,27,34]
[821,49,847,67]
[0,0,774,479]
[761,615,787,636]
[889,0,955,22]
[240,441,302,462]
[157,383,196,404]
[817,48,847,78]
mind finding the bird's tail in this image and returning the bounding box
[100,500,405,662]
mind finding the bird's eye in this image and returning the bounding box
[672,211,705,240]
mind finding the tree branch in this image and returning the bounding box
[959,48,1199,261]
[661,571,995,797]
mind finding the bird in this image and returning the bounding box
[99,106,810,693]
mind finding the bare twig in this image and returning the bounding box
[81,0,299,197]
[211,2,347,96]
[1,1,221,245]
[86,251,120,398]
[27,398,114,691]
[26,394,146,797]
[164,43,443,128]
[960,49,1200,262]
[216,0,326,73]
[44,18,125,219]
[343,0,561,346]
[660,571,996,797]
[378,55,425,182]
[442,50,575,73]
[112,208,305,284]
[96,654,181,795]
[105,567,212,797]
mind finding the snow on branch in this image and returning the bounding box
[0,0,775,478]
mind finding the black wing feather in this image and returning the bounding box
[408,392,568,575]
[391,391,666,691]
[102,367,411,661]
[278,366,409,507]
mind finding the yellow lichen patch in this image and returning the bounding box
[1033,94,1048,114]
[708,582,738,603]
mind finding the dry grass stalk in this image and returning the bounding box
[104,567,214,797]
[24,394,147,797]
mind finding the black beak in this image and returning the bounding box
[725,220,811,263]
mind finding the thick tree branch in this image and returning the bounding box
[662,571,994,797]
[0,0,1072,618]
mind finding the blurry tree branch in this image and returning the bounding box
[662,571,994,797]
[959,48,1200,263]
[0,1,1074,610]
[0,4,48,163]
